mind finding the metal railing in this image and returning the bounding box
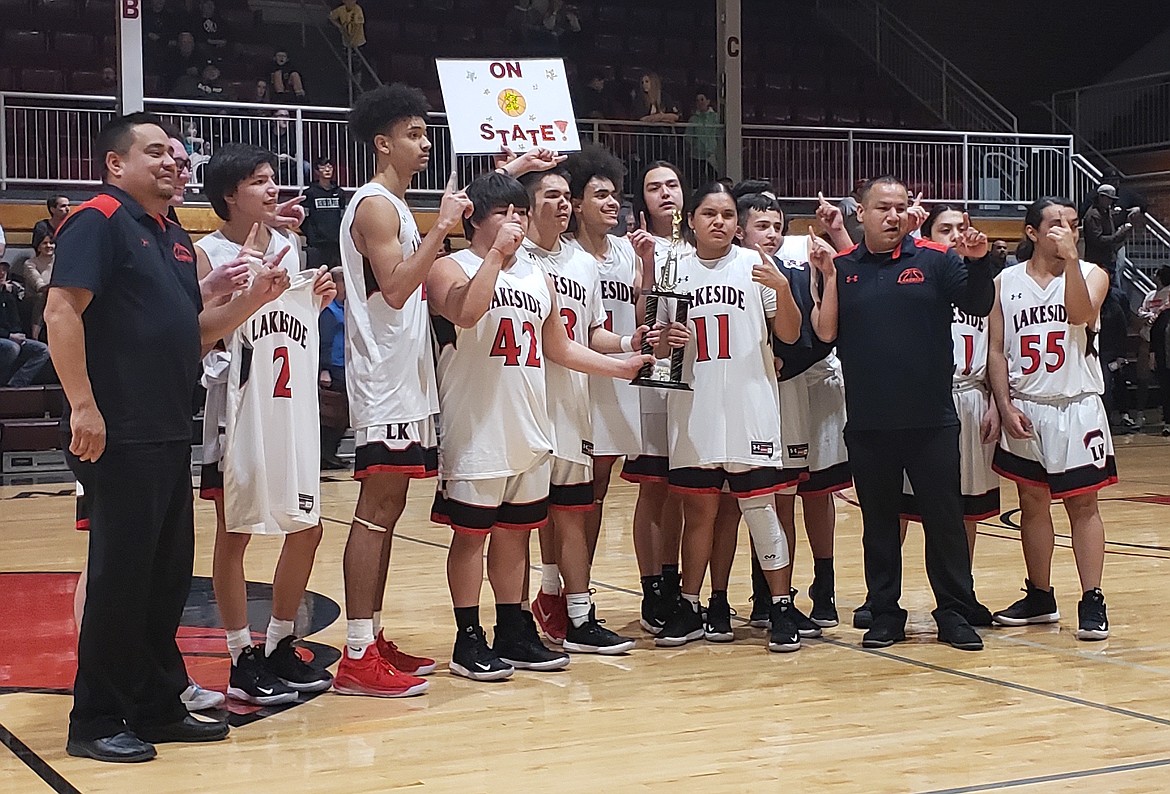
[814,0,1017,133]
[1052,72,1170,154]
[0,92,1069,208]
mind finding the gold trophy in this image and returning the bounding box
[632,209,692,391]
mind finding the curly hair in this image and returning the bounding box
[562,143,625,199]
[348,83,430,144]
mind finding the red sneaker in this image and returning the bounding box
[376,630,437,676]
[531,591,568,644]
[333,645,429,698]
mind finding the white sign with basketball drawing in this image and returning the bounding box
[436,58,581,155]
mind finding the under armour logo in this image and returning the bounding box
[1011,293,1023,300]
[140,238,151,247]
[846,274,859,283]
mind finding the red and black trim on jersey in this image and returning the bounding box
[431,490,549,535]
[798,461,852,496]
[620,454,669,483]
[901,487,1000,523]
[992,447,1118,500]
[199,461,224,500]
[354,440,438,480]
[667,465,800,498]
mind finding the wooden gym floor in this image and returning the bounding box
[1,433,1169,793]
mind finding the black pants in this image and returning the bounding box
[845,425,978,622]
[67,440,194,741]
[1159,369,1170,424]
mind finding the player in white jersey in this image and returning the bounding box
[621,160,690,632]
[560,147,651,615]
[333,84,473,698]
[198,144,338,703]
[520,166,640,654]
[652,182,806,653]
[900,206,1001,553]
[989,198,1115,640]
[426,173,651,680]
[719,191,850,645]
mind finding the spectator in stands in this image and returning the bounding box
[1083,184,1133,286]
[1099,285,1136,433]
[33,196,71,244]
[634,72,680,124]
[318,265,347,470]
[144,0,174,66]
[301,156,347,269]
[14,228,54,339]
[183,121,206,155]
[1079,167,1148,219]
[837,179,866,244]
[685,90,722,185]
[168,32,202,93]
[270,51,306,103]
[989,239,1012,273]
[100,67,118,94]
[271,109,309,185]
[198,0,227,48]
[539,0,582,51]
[329,0,366,84]
[576,69,616,120]
[0,263,49,387]
[250,79,272,104]
[195,61,226,99]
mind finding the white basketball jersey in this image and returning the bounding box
[661,246,783,468]
[565,234,642,456]
[223,268,321,534]
[1000,260,1105,399]
[196,228,299,467]
[523,238,605,464]
[434,249,554,480]
[952,307,989,389]
[339,183,438,429]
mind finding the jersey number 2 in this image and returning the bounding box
[273,346,293,398]
[490,318,541,367]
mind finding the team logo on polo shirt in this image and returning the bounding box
[173,242,195,263]
[897,267,925,284]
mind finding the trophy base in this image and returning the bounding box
[631,377,693,391]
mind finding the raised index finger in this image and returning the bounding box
[962,211,971,228]
[817,190,831,208]
[639,211,648,232]
[445,170,458,193]
[243,222,260,253]
[755,243,771,264]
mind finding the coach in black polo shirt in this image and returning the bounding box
[46,113,290,763]
[812,176,994,652]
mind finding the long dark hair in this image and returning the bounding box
[632,159,689,238]
[921,203,965,241]
[685,180,736,247]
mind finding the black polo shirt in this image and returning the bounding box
[771,252,833,382]
[833,235,994,431]
[51,185,203,446]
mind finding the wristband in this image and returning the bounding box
[620,335,634,353]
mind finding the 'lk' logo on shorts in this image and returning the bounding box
[897,267,925,284]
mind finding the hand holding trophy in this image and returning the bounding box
[632,209,693,391]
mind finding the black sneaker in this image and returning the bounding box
[494,613,570,671]
[935,609,983,651]
[264,636,334,692]
[965,598,994,628]
[450,625,513,681]
[767,600,801,653]
[655,599,705,647]
[640,585,662,635]
[861,611,907,649]
[808,576,840,628]
[788,590,823,638]
[992,579,1060,626]
[852,601,873,630]
[227,646,299,705]
[1076,589,1109,641]
[704,592,735,642]
[748,557,771,627]
[564,606,636,654]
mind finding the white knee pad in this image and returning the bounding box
[739,495,790,570]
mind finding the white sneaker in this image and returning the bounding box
[181,682,226,711]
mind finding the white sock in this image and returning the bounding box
[346,618,375,660]
[225,627,251,664]
[265,617,295,657]
[682,593,700,611]
[540,564,561,596]
[372,610,382,636]
[566,592,592,628]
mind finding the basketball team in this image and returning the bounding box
[50,83,1118,761]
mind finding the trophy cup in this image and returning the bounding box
[632,209,692,391]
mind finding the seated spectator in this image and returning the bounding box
[539,0,581,50]
[198,0,227,48]
[171,66,202,99]
[14,228,54,339]
[318,265,348,469]
[195,61,226,99]
[250,79,272,104]
[685,90,722,185]
[575,69,617,119]
[271,109,309,185]
[144,0,174,66]
[270,51,306,102]
[99,66,118,94]
[0,262,49,387]
[167,31,203,93]
[184,121,207,154]
[32,195,70,244]
[301,156,347,269]
[634,72,680,124]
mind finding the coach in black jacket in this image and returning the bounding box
[811,176,994,651]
